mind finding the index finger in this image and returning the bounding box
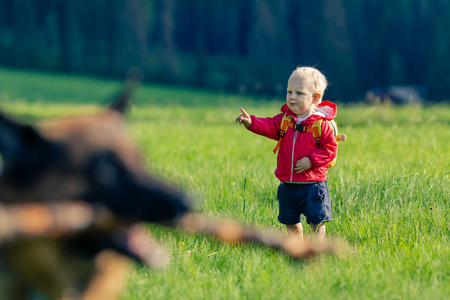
[240,107,250,117]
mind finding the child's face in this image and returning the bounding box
[286,74,319,117]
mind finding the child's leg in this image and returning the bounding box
[278,182,303,239]
[304,181,331,242]
[310,223,325,241]
[286,223,303,239]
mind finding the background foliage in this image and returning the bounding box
[0,0,449,101]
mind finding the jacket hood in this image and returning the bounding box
[280,100,337,123]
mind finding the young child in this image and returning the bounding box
[235,66,337,241]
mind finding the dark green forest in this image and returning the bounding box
[0,0,449,101]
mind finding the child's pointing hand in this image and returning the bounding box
[235,108,252,127]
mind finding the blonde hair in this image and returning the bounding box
[291,66,328,101]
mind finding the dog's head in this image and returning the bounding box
[0,82,191,224]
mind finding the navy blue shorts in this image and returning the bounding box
[277,181,332,225]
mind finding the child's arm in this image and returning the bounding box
[308,121,338,168]
[295,121,337,173]
[236,108,282,141]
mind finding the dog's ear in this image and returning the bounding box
[109,68,142,114]
[0,112,63,190]
[0,111,47,163]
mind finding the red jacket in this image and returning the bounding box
[246,101,338,183]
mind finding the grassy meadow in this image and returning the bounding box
[0,67,449,299]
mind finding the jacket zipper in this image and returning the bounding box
[290,131,298,182]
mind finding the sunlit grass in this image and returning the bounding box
[0,68,449,299]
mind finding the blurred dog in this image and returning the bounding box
[0,78,336,300]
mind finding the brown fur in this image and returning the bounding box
[0,81,339,299]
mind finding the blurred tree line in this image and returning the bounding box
[0,0,449,101]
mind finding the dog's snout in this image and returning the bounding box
[126,179,193,224]
[83,173,192,225]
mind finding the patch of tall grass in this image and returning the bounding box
[0,68,448,299]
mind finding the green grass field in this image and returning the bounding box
[0,67,449,299]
